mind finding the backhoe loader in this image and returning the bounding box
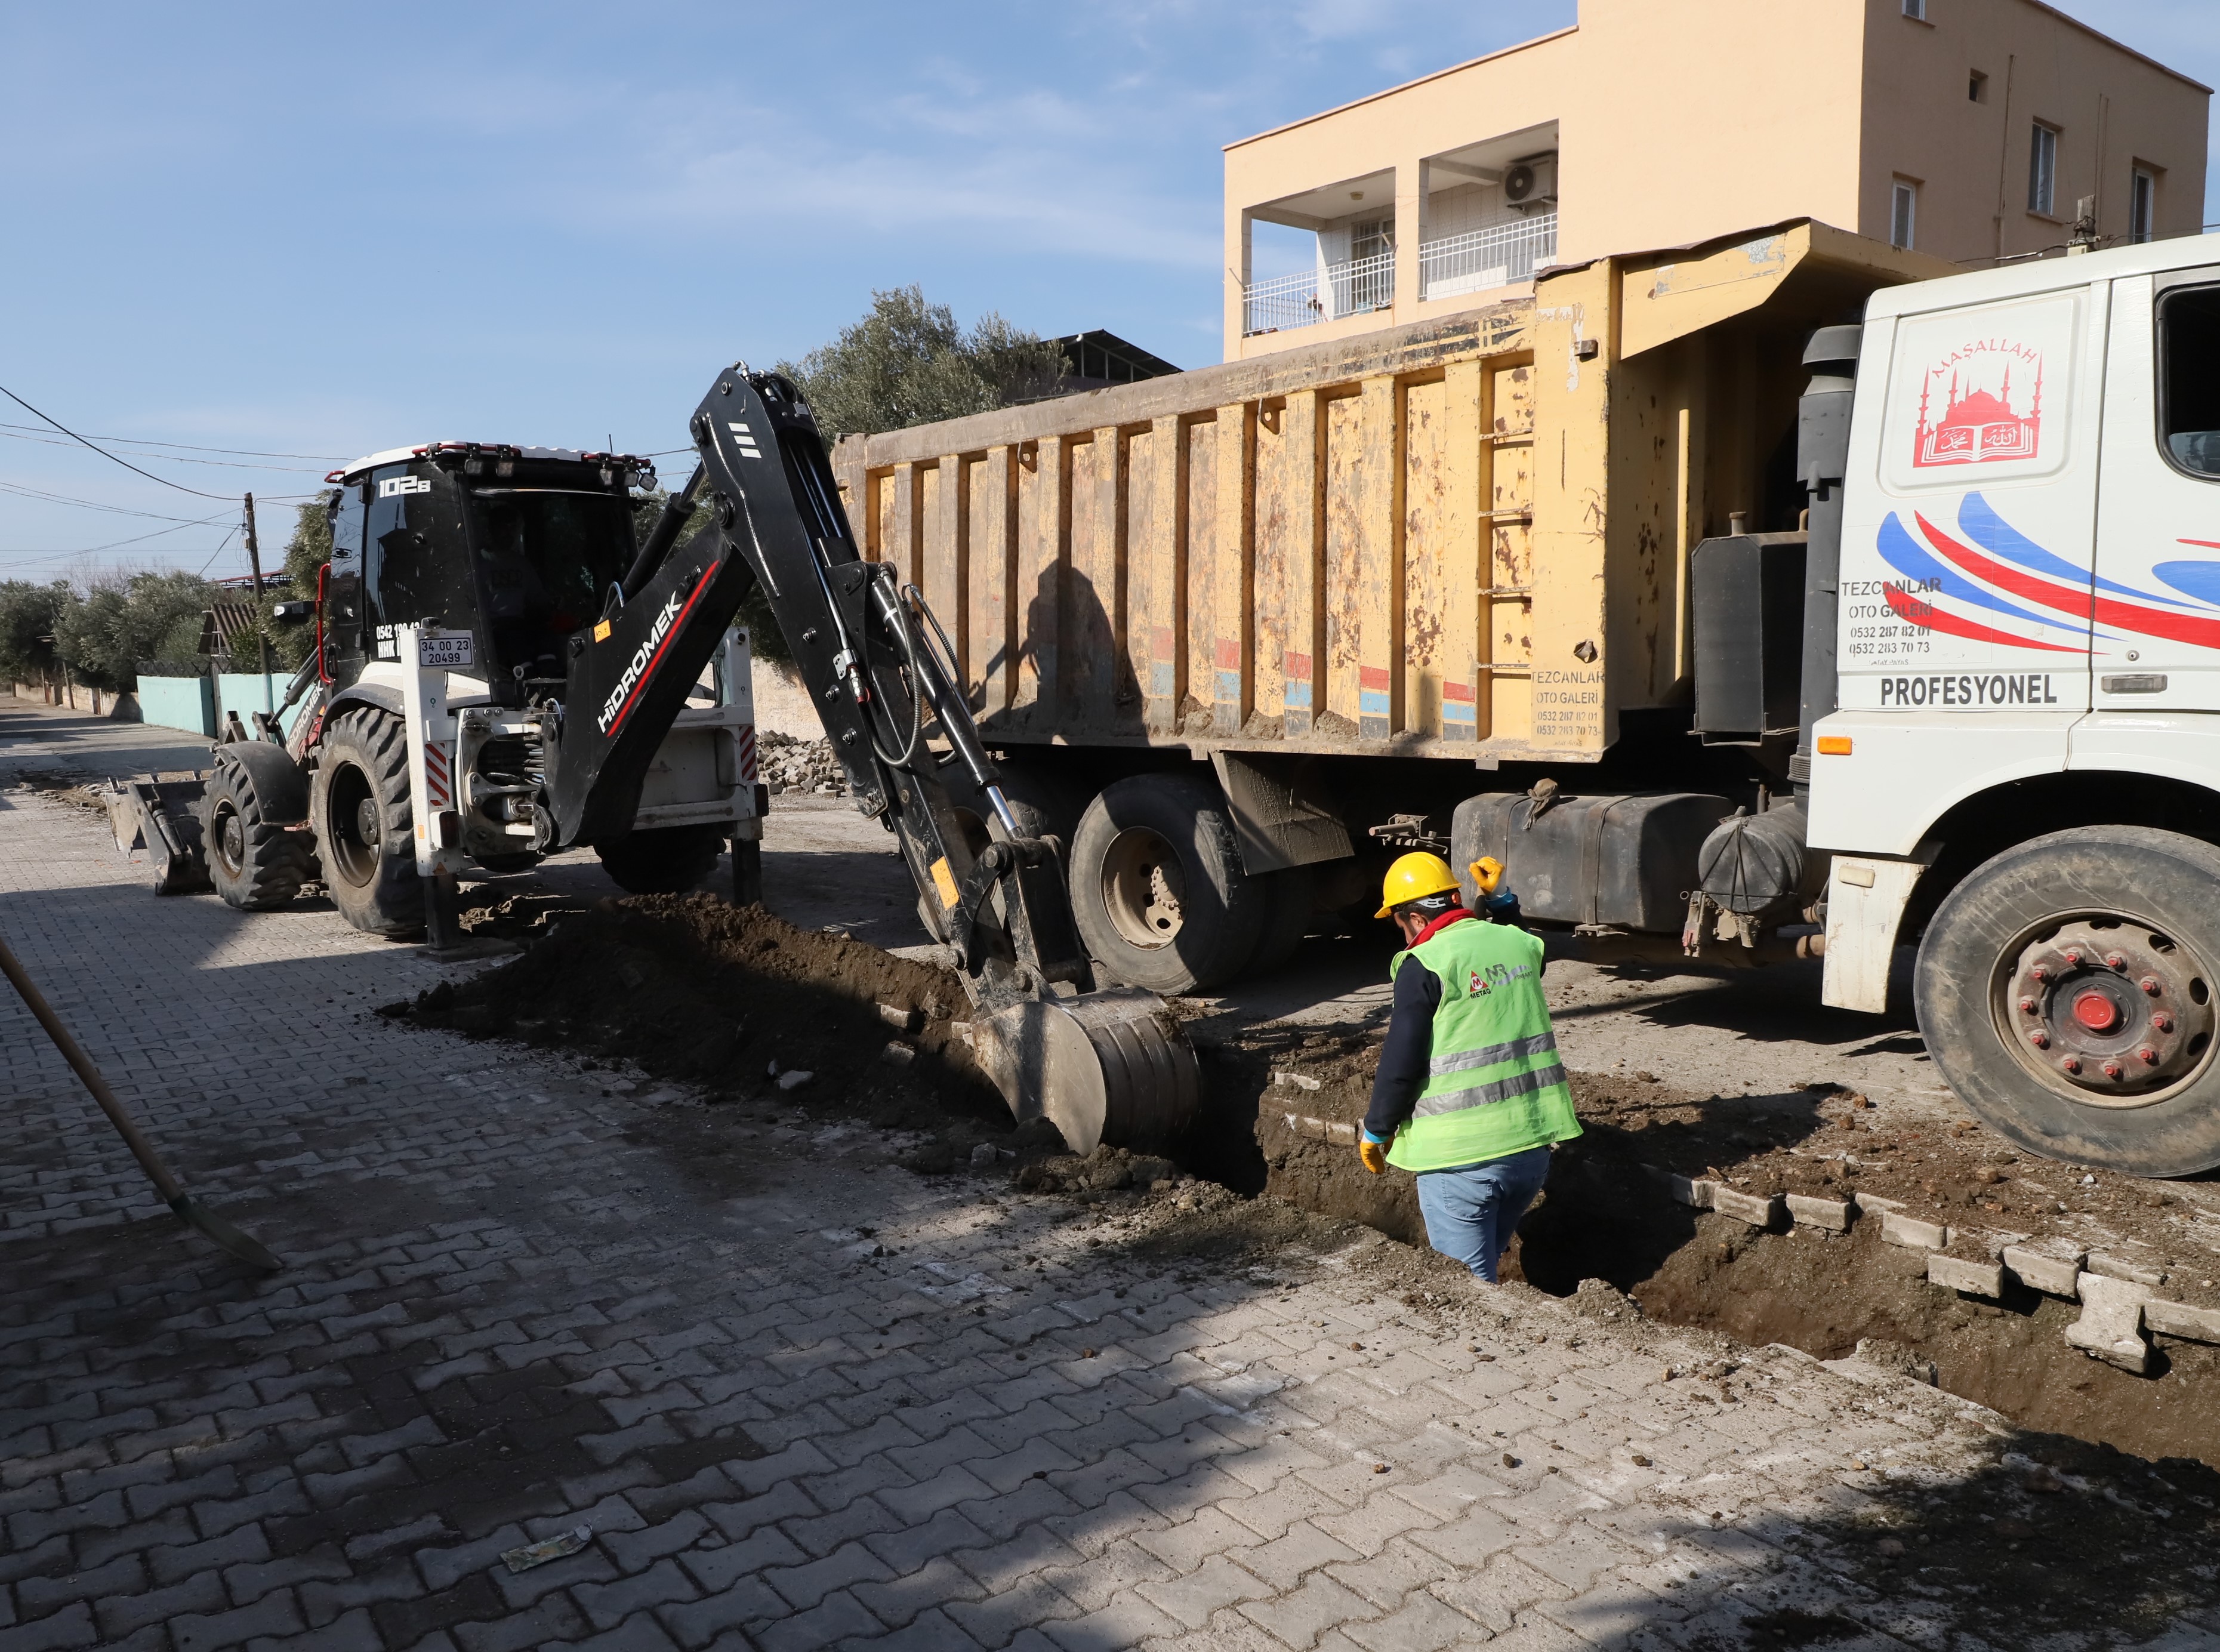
[107,368,1197,1152]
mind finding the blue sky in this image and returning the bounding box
[2,1,2214,584]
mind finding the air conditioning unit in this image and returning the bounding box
[1502,154,1558,209]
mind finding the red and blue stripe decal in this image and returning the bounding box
[1876,492,2220,655]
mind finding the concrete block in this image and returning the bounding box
[2087,1248,2167,1287]
[1323,1121,1358,1146]
[1709,1188,1783,1229]
[1926,1255,2004,1299]
[1644,1165,1704,1208]
[1851,1192,1904,1216]
[2065,1273,2152,1374]
[2002,1243,2086,1299]
[1784,1193,1853,1232]
[1686,1179,1719,1210]
[2144,1298,2220,1346]
[1877,1210,1950,1251]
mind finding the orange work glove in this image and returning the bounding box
[1358,1137,1388,1175]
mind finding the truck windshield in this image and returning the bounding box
[465,488,635,674]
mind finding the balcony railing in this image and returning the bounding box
[1418,211,1557,301]
[1242,248,1395,336]
[1241,214,1558,336]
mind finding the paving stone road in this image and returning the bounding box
[4,702,2219,1651]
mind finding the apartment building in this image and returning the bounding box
[1225,0,2207,359]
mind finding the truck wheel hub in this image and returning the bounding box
[1100,827,1185,950]
[2003,919,2215,1103]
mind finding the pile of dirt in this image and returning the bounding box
[385,895,998,1130]
[759,731,849,797]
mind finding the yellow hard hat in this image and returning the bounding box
[1376,851,1461,919]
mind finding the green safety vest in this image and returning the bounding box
[1385,916,1580,1173]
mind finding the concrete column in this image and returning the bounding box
[1224,207,1253,362]
[1394,161,1426,316]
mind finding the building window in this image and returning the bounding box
[2133,168,2158,244]
[2029,122,2059,216]
[1969,70,1988,103]
[1903,0,1926,17]
[1892,182,1919,250]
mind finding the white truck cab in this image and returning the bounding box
[1809,235,2220,1175]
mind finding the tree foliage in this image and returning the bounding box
[776,286,1066,439]
[50,570,217,691]
[0,581,71,687]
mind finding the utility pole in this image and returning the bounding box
[243,494,273,713]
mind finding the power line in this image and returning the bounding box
[0,479,226,524]
[0,428,332,474]
[0,424,347,462]
[0,383,238,500]
[197,526,242,577]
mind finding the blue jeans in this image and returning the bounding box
[1413,1146,1552,1283]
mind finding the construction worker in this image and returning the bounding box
[1357,852,1580,1283]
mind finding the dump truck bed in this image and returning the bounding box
[833,220,1949,769]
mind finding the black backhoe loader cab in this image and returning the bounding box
[322,444,645,703]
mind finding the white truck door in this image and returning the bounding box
[2088,270,2220,711]
[1837,279,2106,715]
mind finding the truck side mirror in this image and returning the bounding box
[272,600,315,627]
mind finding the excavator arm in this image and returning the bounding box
[549,364,1197,1151]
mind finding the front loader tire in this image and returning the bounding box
[314,707,423,938]
[201,752,312,911]
[597,825,727,894]
[1916,825,2220,1178]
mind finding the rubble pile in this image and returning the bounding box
[758,731,849,797]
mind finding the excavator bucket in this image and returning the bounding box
[104,776,211,895]
[972,988,1201,1155]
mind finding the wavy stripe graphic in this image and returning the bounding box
[1960,491,2199,608]
[1918,512,2220,651]
[1877,511,2064,630]
[1883,583,2084,652]
[2154,555,2220,607]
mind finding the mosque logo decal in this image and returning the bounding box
[1912,339,2043,468]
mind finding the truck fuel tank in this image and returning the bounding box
[1452,787,1732,932]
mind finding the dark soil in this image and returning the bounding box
[386,895,1005,1138]
[1194,1020,2220,1469]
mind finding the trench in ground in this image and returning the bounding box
[403,895,2220,1474]
[1178,1035,2220,1474]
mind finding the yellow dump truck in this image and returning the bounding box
[832,220,1947,993]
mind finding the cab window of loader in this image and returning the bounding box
[364,469,448,628]
[463,489,633,676]
[2158,283,2220,479]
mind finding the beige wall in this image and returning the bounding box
[1859,0,2208,266]
[1223,0,2207,360]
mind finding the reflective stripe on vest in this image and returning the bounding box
[1385,916,1580,1173]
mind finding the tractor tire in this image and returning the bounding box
[1244,864,1317,980]
[597,825,727,894]
[1070,772,1266,994]
[1915,825,2220,1177]
[199,748,313,911]
[313,707,424,938]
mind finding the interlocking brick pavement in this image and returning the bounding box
[3,746,2216,1650]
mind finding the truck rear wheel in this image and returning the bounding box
[1916,825,2220,1177]
[314,707,423,938]
[201,750,312,912]
[597,825,726,894]
[1071,773,1265,994]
